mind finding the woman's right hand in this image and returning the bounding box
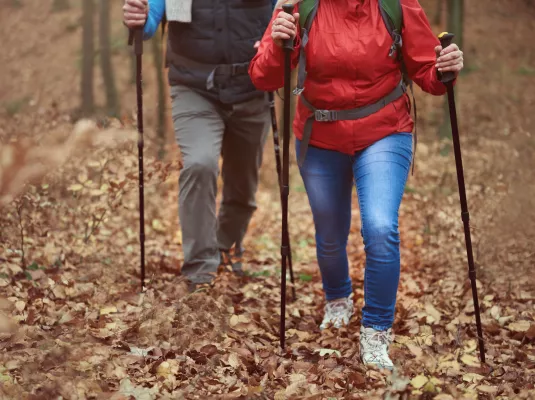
[123,0,148,29]
[271,11,300,48]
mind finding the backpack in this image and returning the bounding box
[294,0,417,173]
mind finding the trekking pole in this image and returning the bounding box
[128,28,146,292]
[438,32,485,364]
[268,91,296,301]
[279,3,295,350]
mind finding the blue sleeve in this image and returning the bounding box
[143,0,165,40]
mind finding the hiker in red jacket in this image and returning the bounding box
[249,0,463,370]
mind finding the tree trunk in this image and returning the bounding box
[447,0,464,50]
[438,0,464,139]
[99,0,119,117]
[52,0,69,12]
[81,0,95,117]
[433,0,444,26]
[152,31,167,159]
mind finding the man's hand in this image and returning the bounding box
[123,0,148,29]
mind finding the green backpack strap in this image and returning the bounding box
[299,0,318,29]
[379,0,403,58]
[293,0,318,95]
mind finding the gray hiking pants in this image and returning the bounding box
[170,85,270,284]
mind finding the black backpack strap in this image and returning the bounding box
[293,0,318,95]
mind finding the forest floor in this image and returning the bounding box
[1,0,535,399]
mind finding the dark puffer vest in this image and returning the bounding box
[166,0,273,104]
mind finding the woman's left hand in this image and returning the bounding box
[435,44,464,75]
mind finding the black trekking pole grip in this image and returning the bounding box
[438,32,456,84]
[282,3,295,51]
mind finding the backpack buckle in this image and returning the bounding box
[389,43,397,58]
[293,87,304,96]
[314,110,334,122]
[389,31,403,58]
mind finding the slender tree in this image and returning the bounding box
[52,0,69,12]
[433,0,444,25]
[447,0,464,50]
[99,0,119,117]
[152,29,167,159]
[81,0,95,116]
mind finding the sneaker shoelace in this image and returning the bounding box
[323,298,352,324]
[363,330,391,348]
[326,299,350,316]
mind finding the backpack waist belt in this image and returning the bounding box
[297,79,407,166]
[167,52,249,91]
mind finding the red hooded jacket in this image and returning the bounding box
[249,0,449,155]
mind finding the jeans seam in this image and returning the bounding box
[354,164,369,317]
[387,135,412,328]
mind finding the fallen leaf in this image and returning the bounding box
[463,339,477,354]
[156,361,172,378]
[410,375,428,389]
[461,354,480,367]
[228,353,240,368]
[507,320,531,332]
[229,314,250,327]
[100,306,118,316]
[52,285,66,299]
[477,385,498,394]
[498,316,514,326]
[59,312,74,324]
[490,305,501,320]
[5,360,20,371]
[285,373,307,396]
[434,395,454,400]
[118,378,158,400]
[0,313,17,334]
[290,373,306,384]
[424,303,442,323]
[415,234,424,246]
[151,219,166,233]
[314,348,341,357]
[129,347,153,357]
[14,300,25,312]
[28,269,46,281]
[406,343,423,358]
[462,373,484,383]
[68,183,84,192]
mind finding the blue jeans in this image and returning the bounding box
[296,133,413,330]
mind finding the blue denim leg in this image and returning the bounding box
[353,133,413,331]
[296,140,354,301]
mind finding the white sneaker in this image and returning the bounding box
[319,293,354,330]
[359,326,394,370]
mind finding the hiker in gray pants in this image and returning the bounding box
[123,0,273,287]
